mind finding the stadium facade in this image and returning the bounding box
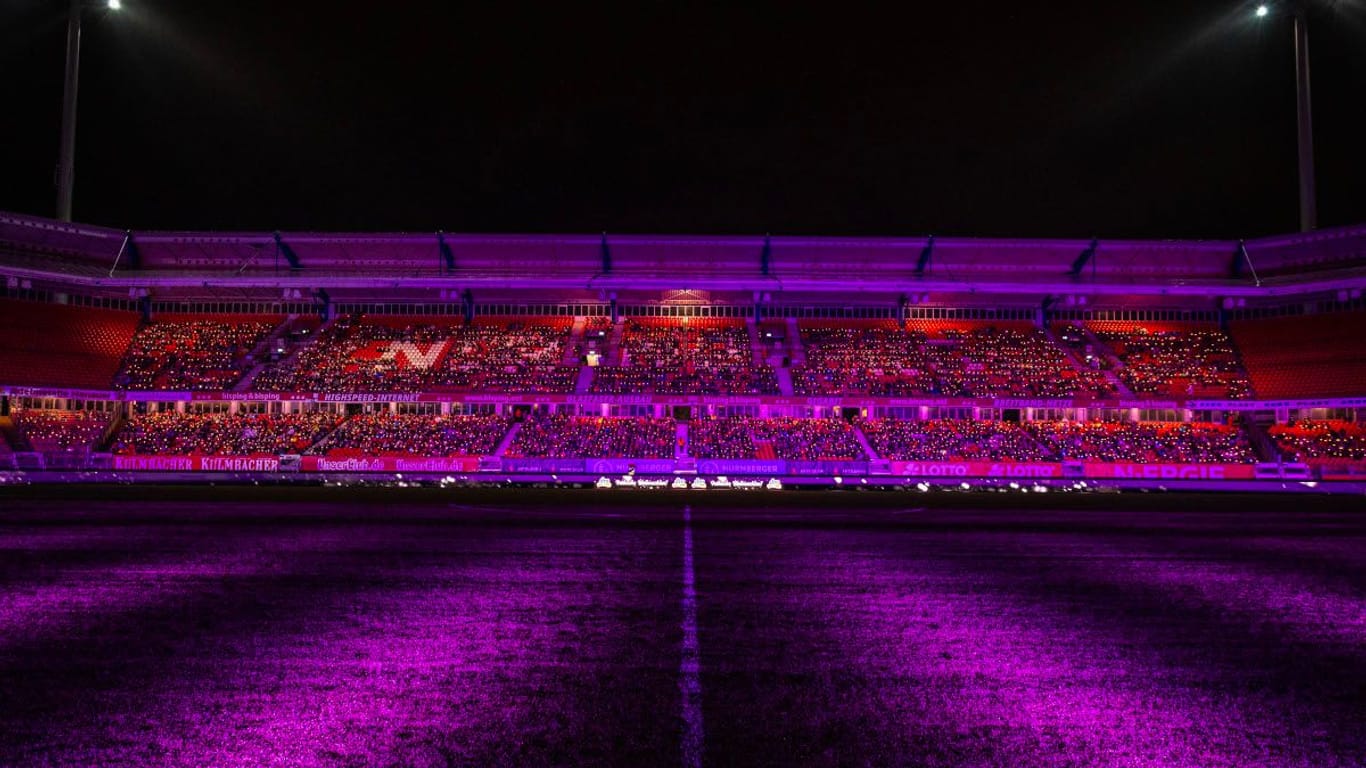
[1,210,1363,485]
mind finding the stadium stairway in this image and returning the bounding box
[574,366,595,393]
[1075,326,1135,397]
[240,314,341,391]
[852,423,880,461]
[563,317,588,365]
[0,417,30,452]
[784,318,806,365]
[95,412,126,453]
[230,319,297,392]
[774,367,795,396]
[605,320,626,365]
[1043,326,1134,398]
[292,415,354,457]
[1242,419,1287,463]
[746,320,765,366]
[492,422,521,458]
[675,422,689,459]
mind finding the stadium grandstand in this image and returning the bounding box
[1,210,1363,482]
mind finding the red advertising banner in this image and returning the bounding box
[299,456,480,473]
[888,461,1063,478]
[1081,463,1256,480]
[112,455,281,472]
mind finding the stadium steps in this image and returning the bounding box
[1043,326,1134,398]
[297,415,353,456]
[232,364,270,393]
[492,422,521,458]
[574,366,595,393]
[774,367,795,396]
[1242,420,1287,463]
[0,418,30,452]
[1019,427,1058,461]
[852,424,879,461]
[244,315,342,391]
[785,318,805,365]
[95,412,125,452]
[1076,326,1135,397]
[746,320,765,366]
[605,320,626,365]
[675,422,689,459]
[246,316,296,362]
[563,317,587,365]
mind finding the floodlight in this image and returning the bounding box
[1256,4,1269,17]
[108,0,121,9]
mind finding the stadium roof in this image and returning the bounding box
[2,211,1364,300]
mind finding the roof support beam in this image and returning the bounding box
[916,236,934,275]
[600,232,612,274]
[437,231,455,272]
[273,231,301,270]
[1070,239,1098,276]
[1230,240,1260,286]
[761,234,771,276]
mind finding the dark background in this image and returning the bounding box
[2,0,1363,237]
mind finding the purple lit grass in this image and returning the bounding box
[0,509,681,767]
[695,525,1366,767]
[1,499,1363,767]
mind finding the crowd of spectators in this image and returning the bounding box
[859,418,1049,461]
[314,413,510,457]
[113,411,340,455]
[11,409,109,452]
[1089,323,1252,399]
[1269,420,1366,463]
[689,417,866,461]
[115,318,277,391]
[793,322,1114,398]
[253,316,578,393]
[507,414,677,458]
[591,319,779,395]
[1024,420,1255,463]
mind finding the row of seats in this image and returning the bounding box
[507,414,678,459]
[1269,420,1366,463]
[690,417,867,460]
[113,411,340,455]
[10,409,110,452]
[1232,314,1366,399]
[7,306,1363,400]
[0,300,141,389]
[12,408,1286,464]
[1025,420,1255,463]
[316,413,510,457]
[1088,322,1251,399]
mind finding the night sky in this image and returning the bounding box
[3,1,1364,238]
